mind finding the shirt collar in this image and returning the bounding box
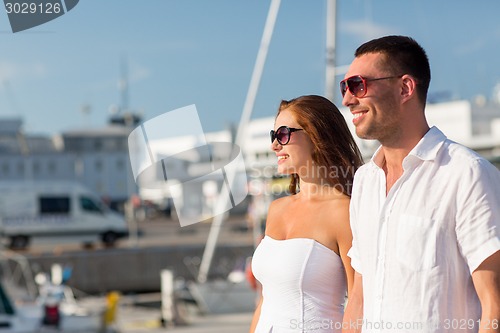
[409,126,447,161]
[370,126,447,168]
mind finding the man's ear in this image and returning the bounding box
[400,75,417,102]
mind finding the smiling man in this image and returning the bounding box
[341,35,500,333]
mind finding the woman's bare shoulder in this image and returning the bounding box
[316,195,351,228]
[313,195,352,254]
[265,195,295,235]
[319,193,350,212]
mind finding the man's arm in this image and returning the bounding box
[342,272,363,333]
[472,250,500,333]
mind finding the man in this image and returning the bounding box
[341,35,500,333]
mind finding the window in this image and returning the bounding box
[80,196,103,214]
[94,139,102,150]
[39,197,70,214]
[67,138,82,151]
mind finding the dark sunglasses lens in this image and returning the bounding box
[340,81,347,97]
[348,76,365,97]
[276,127,290,144]
[270,130,275,143]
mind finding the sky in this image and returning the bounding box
[0,0,499,136]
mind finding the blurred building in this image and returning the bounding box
[0,113,140,212]
[60,123,137,211]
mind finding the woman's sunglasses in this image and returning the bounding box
[270,126,303,145]
[340,75,401,98]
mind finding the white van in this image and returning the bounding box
[0,181,128,249]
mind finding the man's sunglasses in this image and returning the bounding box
[340,75,402,98]
[270,126,303,145]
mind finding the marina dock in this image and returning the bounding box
[116,294,254,333]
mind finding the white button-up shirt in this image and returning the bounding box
[348,126,500,333]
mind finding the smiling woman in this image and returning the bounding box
[249,95,363,333]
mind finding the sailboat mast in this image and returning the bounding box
[325,0,337,102]
[197,0,281,284]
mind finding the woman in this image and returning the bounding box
[249,95,363,333]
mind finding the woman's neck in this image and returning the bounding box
[296,179,345,200]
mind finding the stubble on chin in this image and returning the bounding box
[355,124,377,141]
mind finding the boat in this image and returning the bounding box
[0,252,106,333]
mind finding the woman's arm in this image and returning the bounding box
[334,198,363,332]
[335,199,355,296]
[248,295,264,333]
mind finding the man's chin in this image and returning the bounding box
[355,128,369,140]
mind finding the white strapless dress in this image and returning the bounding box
[252,236,347,333]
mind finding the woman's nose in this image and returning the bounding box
[270,140,281,151]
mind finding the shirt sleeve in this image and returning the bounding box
[456,158,500,273]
